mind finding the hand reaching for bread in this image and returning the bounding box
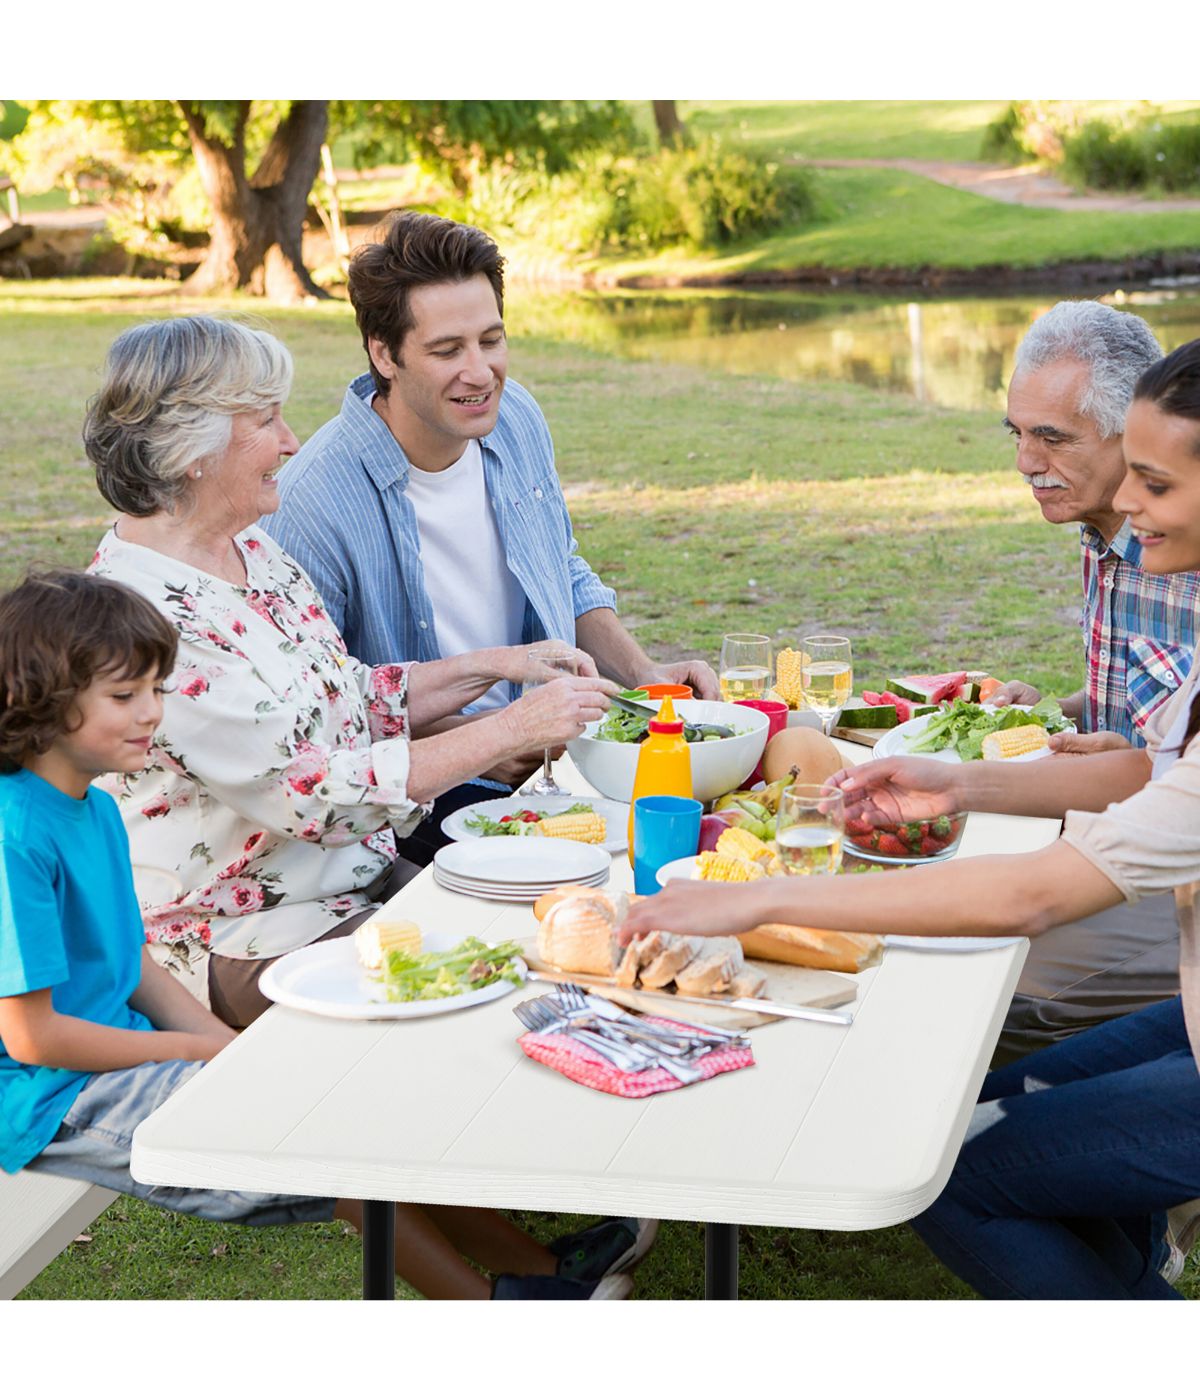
[535,886,882,995]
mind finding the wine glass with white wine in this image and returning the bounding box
[719,633,773,703]
[799,634,853,737]
[520,647,579,797]
[775,784,844,876]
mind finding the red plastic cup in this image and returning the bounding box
[641,683,694,700]
[735,698,788,785]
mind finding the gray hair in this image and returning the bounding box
[83,315,294,516]
[1013,300,1163,439]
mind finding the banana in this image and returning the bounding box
[758,767,801,815]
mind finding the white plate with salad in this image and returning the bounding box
[259,928,527,1020]
[872,700,1074,764]
[440,795,631,854]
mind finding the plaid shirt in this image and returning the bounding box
[1079,520,1200,744]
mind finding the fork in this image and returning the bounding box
[542,987,710,1054]
[526,988,720,1061]
[514,997,704,1083]
[555,983,747,1049]
[513,999,648,1072]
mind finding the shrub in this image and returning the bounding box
[449,138,814,256]
[980,102,1068,163]
[987,101,1200,194]
[980,103,1030,163]
[1062,120,1150,190]
[1148,122,1200,192]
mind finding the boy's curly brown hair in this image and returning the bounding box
[0,570,178,773]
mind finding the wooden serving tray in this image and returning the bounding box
[518,936,859,1030]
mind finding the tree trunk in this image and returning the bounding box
[179,100,329,303]
[652,101,683,144]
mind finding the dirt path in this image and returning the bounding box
[804,157,1200,213]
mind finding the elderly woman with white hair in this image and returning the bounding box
[85,315,615,1030]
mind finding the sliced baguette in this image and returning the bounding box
[737,923,883,973]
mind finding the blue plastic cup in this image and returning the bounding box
[633,795,703,896]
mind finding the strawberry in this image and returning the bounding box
[876,833,909,857]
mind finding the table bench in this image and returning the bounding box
[0,1172,116,1299]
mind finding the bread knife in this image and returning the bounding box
[527,969,854,1025]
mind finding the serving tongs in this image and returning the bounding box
[607,691,734,742]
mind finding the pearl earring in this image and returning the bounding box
[194,470,203,479]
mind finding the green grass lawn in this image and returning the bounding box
[683,100,1013,163]
[3,281,1197,1300]
[681,100,1200,164]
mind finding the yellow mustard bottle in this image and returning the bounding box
[628,696,694,863]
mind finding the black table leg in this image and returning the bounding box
[362,1200,395,1299]
[704,1222,739,1299]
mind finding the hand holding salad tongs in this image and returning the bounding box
[607,691,733,742]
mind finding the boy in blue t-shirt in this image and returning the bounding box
[0,568,648,1297]
[0,570,334,1229]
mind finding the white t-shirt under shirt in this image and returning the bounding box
[404,438,528,712]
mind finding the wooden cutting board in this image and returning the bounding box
[831,724,888,748]
[518,936,859,1030]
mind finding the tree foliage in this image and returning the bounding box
[336,100,636,191]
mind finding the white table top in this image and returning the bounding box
[132,747,1058,1230]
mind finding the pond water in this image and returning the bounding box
[513,282,1200,413]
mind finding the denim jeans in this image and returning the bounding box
[912,995,1200,1299]
[25,1059,335,1226]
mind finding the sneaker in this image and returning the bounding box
[1161,1242,1186,1287]
[491,1272,633,1300]
[549,1216,659,1283]
[1167,1198,1200,1256]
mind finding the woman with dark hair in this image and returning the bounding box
[621,339,1200,1299]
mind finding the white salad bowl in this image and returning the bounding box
[566,698,769,804]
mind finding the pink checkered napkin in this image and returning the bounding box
[518,1014,754,1097]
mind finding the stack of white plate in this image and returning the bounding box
[433,835,611,902]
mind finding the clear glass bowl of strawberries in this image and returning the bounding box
[842,812,967,865]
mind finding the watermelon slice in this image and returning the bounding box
[888,671,969,705]
[880,690,921,723]
[839,699,898,728]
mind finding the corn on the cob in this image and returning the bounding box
[536,810,607,844]
[774,648,808,709]
[716,825,775,868]
[981,725,1050,761]
[696,851,766,882]
[355,918,422,971]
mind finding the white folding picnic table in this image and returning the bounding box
[131,747,1061,1299]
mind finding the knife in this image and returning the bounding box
[527,969,854,1025]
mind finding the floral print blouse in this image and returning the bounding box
[90,525,427,977]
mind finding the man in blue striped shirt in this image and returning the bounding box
[264,212,717,856]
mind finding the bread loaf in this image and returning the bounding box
[532,885,595,922]
[737,923,883,973]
